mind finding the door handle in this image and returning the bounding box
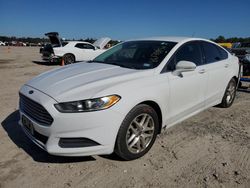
[198,69,206,74]
[224,64,229,68]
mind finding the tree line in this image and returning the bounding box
[211,36,250,43]
[0,36,120,46]
[1,35,249,45]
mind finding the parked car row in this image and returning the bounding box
[0,41,43,47]
[19,36,240,160]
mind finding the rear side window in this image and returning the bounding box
[202,42,225,63]
[216,46,228,60]
[167,41,203,71]
[62,42,68,47]
[75,43,95,50]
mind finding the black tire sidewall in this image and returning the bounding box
[115,104,159,160]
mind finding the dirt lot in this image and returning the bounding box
[0,46,249,188]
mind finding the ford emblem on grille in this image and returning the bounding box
[29,90,34,94]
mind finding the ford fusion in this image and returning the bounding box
[19,37,239,160]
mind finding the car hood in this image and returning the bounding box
[93,37,111,49]
[25,62,152,102]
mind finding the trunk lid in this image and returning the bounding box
[45,32,62,47]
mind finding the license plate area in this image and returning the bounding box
[22,115,34,135]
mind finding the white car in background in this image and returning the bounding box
[40,32,111,64]
[19,37,239,160]
[0,41,6,46]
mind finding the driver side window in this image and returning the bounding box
[167,42,203,71]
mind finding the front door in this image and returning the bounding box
[165,41,207,126]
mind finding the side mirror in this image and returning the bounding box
[173,61,196,76]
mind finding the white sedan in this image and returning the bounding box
[19,37,239,160]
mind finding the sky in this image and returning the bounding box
[0,0,249,40]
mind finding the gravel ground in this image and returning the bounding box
[0,46,250,188]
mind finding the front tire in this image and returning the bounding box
[219,78,237,108]
[115,104,159,160]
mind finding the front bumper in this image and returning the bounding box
[19,85,124,156]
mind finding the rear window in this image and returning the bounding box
[75,43,95,50]
[62,42,68,47]
[216,46,228,60]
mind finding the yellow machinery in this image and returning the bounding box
[218,43,232,48]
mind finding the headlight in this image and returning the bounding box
[54,95,121,113]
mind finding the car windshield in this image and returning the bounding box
[93,41,177,69]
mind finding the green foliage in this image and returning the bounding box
[211,36,250,43]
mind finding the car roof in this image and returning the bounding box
[65,41,91,44]
[129,36,208,43]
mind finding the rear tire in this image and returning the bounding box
[63,54,75,65]
[219,78,237,108]
[115,104,159,160]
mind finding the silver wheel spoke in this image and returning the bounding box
[230,87,235,95]
[143,126,154,132]
[140,136,146,149]
[126,113,155,154]
[127,134,136,144]
[129,137,139,148]
[130,126,138,134]
[226,83,235,104]
[140,114,147,126]
[142,132,153,138]
[133,120,142,128]
[136,138,141,152]
[142,116,150,128]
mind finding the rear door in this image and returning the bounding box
[74,43,97,61]
[201,41,230,107]
[166,41,208,125]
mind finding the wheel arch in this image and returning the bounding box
[138,100,163,134]
[232,76,239,87]
[63,53,76,61]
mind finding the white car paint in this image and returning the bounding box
[0,41,6,46]
[19,37,239,157]
[53,40,108,61]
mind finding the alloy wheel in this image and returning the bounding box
[226,81,236,104]
[126,113,155,154]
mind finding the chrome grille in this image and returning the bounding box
[19,93,53,126]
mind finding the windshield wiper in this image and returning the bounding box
[87,60,105,63]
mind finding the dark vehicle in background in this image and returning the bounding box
[231,42,250,63]
[232,42,250,86]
